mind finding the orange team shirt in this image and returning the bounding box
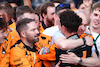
[37,22,52,49]
[37,22,53,67]
[0,40,10,67]
[7,22,21,47]
[10,40,42,67]
[0,22,16,67]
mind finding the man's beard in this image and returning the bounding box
[27,37,39,44]
[47,17,54,27]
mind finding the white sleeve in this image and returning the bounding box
[51,31,65,45]
[92,45,96,52]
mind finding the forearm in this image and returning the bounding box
[56,38,84,50]
[64,52,100,67]
[81,52,100,67]
[84,6,91,18]
[81,57,100,67]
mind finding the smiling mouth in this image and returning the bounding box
[94,20,100,24]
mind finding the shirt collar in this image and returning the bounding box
[21,40,37,52]
[7,19,13,26]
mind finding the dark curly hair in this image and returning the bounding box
[60,10,82,33]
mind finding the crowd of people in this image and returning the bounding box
[0,0,100,67]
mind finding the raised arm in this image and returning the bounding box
[54,33,93,50]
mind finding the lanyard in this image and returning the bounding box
[93,34,100,57]
[94,34,100,44]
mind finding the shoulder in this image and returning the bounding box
[53,31,65,40]
[10,40,25,53]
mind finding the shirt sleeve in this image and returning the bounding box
[92,45,96,52]
[51,31,65,45]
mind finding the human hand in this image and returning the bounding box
[54,14,60,26]
[60,52,80,64]
[85,36,93,46]
[83,0,93,7]
[55,61,61,67]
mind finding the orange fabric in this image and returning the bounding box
[72,8,77,11]
[9,28,20,47]
[10,41,42,67]
[39,33,93,66]
[39,23,45,34]
[39,44,59,61]
[82,51,87,58]
[7,22,17,47]
[39,44,58,67]
[0,22,16,67]
[80,33,93,58]
[42,61,52,67]
[0,40,10,67]
[38,34,52,48]
[80,33,93,39]
[38,22,52,48]
[7,22,21,47]
[8,22,16,30]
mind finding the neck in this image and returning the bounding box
[21,38,33,48]
[90,26,100,33]
[65,32,76,38]
[43,19,48,27]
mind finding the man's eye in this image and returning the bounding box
[94,14,98,16]
[81,7,85,9]
[0,15,3,18]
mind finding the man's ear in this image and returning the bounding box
[61,25,66,32]
[17,17,21,22]
[43,13,46,19]
[62,25,66,30]
[20,31,26,38]
[3,12,8,20]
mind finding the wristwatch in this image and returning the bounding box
[78,57,82,65]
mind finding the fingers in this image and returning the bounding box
[55,61,61,67]
[59,52,80,64]
[61,52,76,56]
[83,0,93,7]
[54,14,60,26]
[85,36,93,46]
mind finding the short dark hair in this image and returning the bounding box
[16,6,34,19]
[92,1,100,12]
[16,18,34,36]
[0,18,7,30]
[41,2,55,18]
[0,2,14,18]
[60,10,82,33]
